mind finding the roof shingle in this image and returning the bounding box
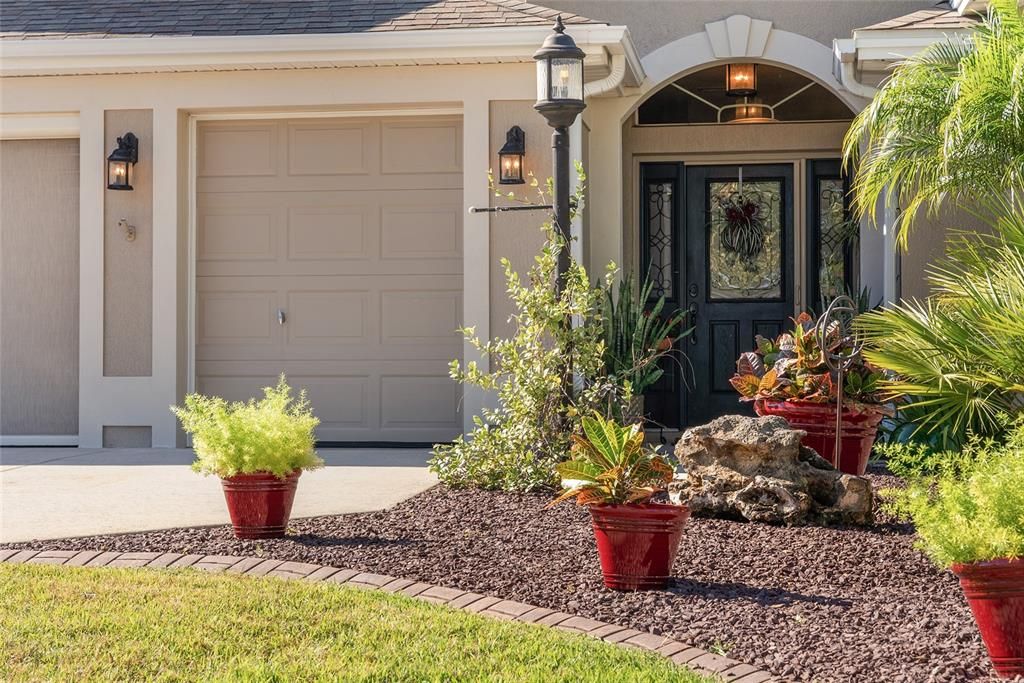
[0,0,604,41]
[857,2,982,31]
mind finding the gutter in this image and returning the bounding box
[832,39,877,99]
[585,53,626,98]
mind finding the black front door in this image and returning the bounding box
[640,163,795,427]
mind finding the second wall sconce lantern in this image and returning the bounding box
[498,126,526,184]
[107,132,139,191]
[725,63,758,97]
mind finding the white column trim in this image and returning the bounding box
[77,107,105,448]
[461,97,490,433]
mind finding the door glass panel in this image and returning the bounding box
[817,178,857,302]
[646,182,674,299]
[707,179,783,300]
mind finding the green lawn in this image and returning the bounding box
[0,564,711,682]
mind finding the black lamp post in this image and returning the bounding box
[534,16,586,288]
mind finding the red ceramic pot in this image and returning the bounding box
[951,558,1024,679]
[754,399,884,476]
[220,471,300,539]
[590,502,690,591]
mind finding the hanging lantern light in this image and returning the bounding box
[726,98,773,123]
[497,126,525,184]
[725,63,758,97]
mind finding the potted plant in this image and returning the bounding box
[601,273,688,423]
[887,424,1024,678]
[549,412,689,591]
[171,375,323,539]
[729,312,890,475]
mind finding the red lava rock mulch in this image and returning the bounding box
[1,470,1002,683]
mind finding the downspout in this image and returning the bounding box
[833,40,877,99]
[584,53,627,98]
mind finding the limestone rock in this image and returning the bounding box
[668,414,873,526]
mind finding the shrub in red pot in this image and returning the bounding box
[730,312,890,475]
[171,375,323,539]
[887,424,1024,678]
[549,413,689,591]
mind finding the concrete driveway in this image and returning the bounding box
[0,448,437,543]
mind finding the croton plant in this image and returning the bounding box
[729,312,888,408]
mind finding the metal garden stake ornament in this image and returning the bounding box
[815,295,863,470]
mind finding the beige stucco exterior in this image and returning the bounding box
[0,4,973,445]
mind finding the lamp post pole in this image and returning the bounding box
[551,124,572,290]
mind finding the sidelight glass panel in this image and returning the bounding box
[707,179,783,300]
[646,182,674,299]
[817,178,857,303]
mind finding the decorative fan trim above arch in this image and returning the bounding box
[705,15,773,59]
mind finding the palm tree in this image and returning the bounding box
[857,199,1024,439]
[844,0,1024,442]
[842,0,1024,246]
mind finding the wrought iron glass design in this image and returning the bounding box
[817,178,858,302]
[707,179,783,300]
[646,182,674,298]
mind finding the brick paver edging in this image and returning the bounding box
[1,548,780,683]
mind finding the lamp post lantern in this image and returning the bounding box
[534,16,586,289]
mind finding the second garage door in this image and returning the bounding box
[196,116,463,443]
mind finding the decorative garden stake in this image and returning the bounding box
[815,295,863,470]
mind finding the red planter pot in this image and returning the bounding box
[590,503,690,591]
[952,558,1024,679]
[754,399,883,476]
[220,471,301,539]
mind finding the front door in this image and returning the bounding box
[639,163,795,427]
[684,164,794,425]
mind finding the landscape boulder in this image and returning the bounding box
[668,414,873,526]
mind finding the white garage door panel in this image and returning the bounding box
[196,116,463,442]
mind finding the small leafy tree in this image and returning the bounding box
[430,167,621,491]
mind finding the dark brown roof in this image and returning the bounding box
[857,2,982,31]
[0,0,603,41]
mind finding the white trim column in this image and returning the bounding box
[461,97,491,432]
[77,106,105,447]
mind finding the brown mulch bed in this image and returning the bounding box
[2,470,1000,683]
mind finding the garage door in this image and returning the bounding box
[1,139,80,444]
[195,116,463,443]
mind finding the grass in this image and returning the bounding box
[0,564,712,683]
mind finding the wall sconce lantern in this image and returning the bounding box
[498,126,526,184]
[725,63,758,97]
[533,16,586,128]
[107,132,138,190]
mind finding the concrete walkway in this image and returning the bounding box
[0,448,437,543]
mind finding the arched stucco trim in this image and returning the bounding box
[624,18,869,124]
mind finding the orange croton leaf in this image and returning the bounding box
[757,368,779,394]
[730,373,761,398]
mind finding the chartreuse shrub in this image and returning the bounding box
[171,375,323,479]
[885,418,1024,567]
[431,168,623,491]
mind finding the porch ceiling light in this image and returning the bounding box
[107,132,138,191]
[725,98,774,124]
[725,63,758,98]
[533,16,586,128]
[498,126,526,185]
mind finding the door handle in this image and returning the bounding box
[277,309,286,325]
[687,302,698,344]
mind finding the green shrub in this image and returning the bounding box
[171,375,323,479]
[885,419,1024,567]
[430,168,621,492]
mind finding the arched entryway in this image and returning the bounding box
[622,50,862,430]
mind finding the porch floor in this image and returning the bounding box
[0,448,436,543]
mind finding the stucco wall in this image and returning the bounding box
[900,205,992,302]
[488,100,555,340]
[0,138,80,436]
[104,109,153,377]
[545,1,938,57]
